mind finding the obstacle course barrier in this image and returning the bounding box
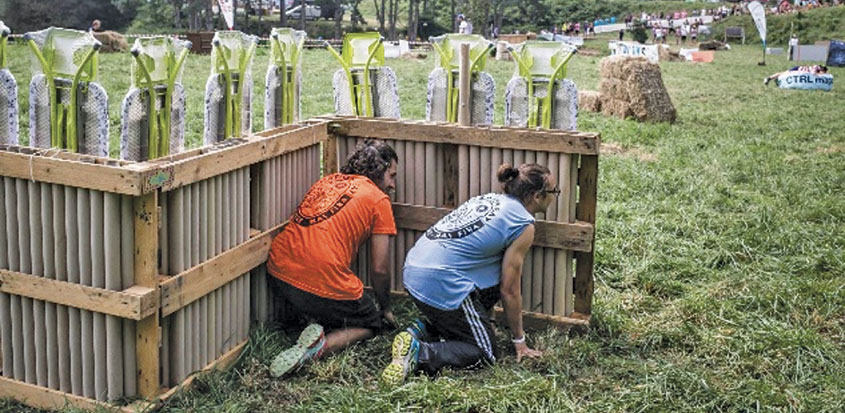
[0,121,325,410]
[0,21,17,146]
[426,34,495,125]
[327,33,401,118]
[25,27,108,156]
[325,117,598,325]
[506,41,578,130]
[0,117,597,410]
[265,28,306,129]
[204,31,258,144]
[121,36,191,161]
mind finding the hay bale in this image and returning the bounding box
[93,31,128,53]
[601,98,633,118]
[597,55,675,122]
[578,90,602,112]
[625,62,676,123]
[598,77,626,100]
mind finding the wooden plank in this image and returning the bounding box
[574,155,598,315]
[493,307,590,331]
[323,133,339,175]
[0,375,122,412]
[133,193,160,398]
[0,269,157,320]
[458,43,471,126]
[325,118,600,155]
[0,146,144,196]
[379,290,589,330]
[145,123,328,193]
[159,222,288,317]
[154,340,247,403]
[391,203,594,252]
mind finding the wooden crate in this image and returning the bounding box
[0,122,326,411]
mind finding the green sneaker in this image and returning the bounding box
[270,323,325,378]
[381,331,420,386]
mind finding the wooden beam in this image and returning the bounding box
[574,155,598,315]
[134,192,160,398]
[380,290,589,330]
[0,376,123,412]
[159,222,288,317]
[154,340,248,403]
[0,269,157,320]
[391,203,594,252]
[493,307,590,331]
[145,123,327,192]
[0,146,144,195]
[326,118,600,155]
[323,133,339,175]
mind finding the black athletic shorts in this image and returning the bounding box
[269,276,383,332]
[411,286,502,362]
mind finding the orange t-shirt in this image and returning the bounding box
[267,173,397,300]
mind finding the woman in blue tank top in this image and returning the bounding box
[382,163,558,385]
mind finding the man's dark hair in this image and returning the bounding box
[340,139,398,183]
[497,163,551,204]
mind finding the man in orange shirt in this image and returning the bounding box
[268,139,399,377]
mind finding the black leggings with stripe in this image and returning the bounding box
[412,287,501,375]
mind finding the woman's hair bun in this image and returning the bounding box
[497,163,519,183]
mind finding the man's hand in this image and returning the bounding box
[514,342,543,362]
[382,310,398,330]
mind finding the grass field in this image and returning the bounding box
[1,37,844,412]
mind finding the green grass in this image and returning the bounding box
[2,37,845,412]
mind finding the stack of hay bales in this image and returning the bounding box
[599,55,675,123]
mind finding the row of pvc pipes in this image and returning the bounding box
[0,177,136,400]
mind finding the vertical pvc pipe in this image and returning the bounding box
[9,179,24,381]
[222,282,231,352]
[192,301,199,372]
[185,184,193,270]
[25,181,41,386]
[260,160,270,230]
[567,156,578,316]
[222,175,231,251]
[104,192,123,400]
[458,145,469,203]
[77,189,94,398]
[38,184,58,390]
[51,185,70,392]
[169,187,185,384]
[191,184,200,265]
[65,186,82,395]
[0,178,12,379]
[491,149,503,194]
[468,146,480,198]
[201,180,209,263]
[215,288,222,358]
[90,190,107,401]
[120,195,136,397]
[553,154,571,316]
[215,177,223,256]
[480,147,491,195]
[236,169,244,244]
[185,305,194,374]
[208,287,217,365]
[199,296,208,367]
[271,158,279,225]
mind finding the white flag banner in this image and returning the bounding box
[218,0,235,30]
[748,1,767,46]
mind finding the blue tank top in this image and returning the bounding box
[403,193,535,310]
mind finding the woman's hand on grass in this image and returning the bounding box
[514,342,543,362]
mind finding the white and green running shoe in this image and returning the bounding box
[381,331,420,386]
[270,323,326,378]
